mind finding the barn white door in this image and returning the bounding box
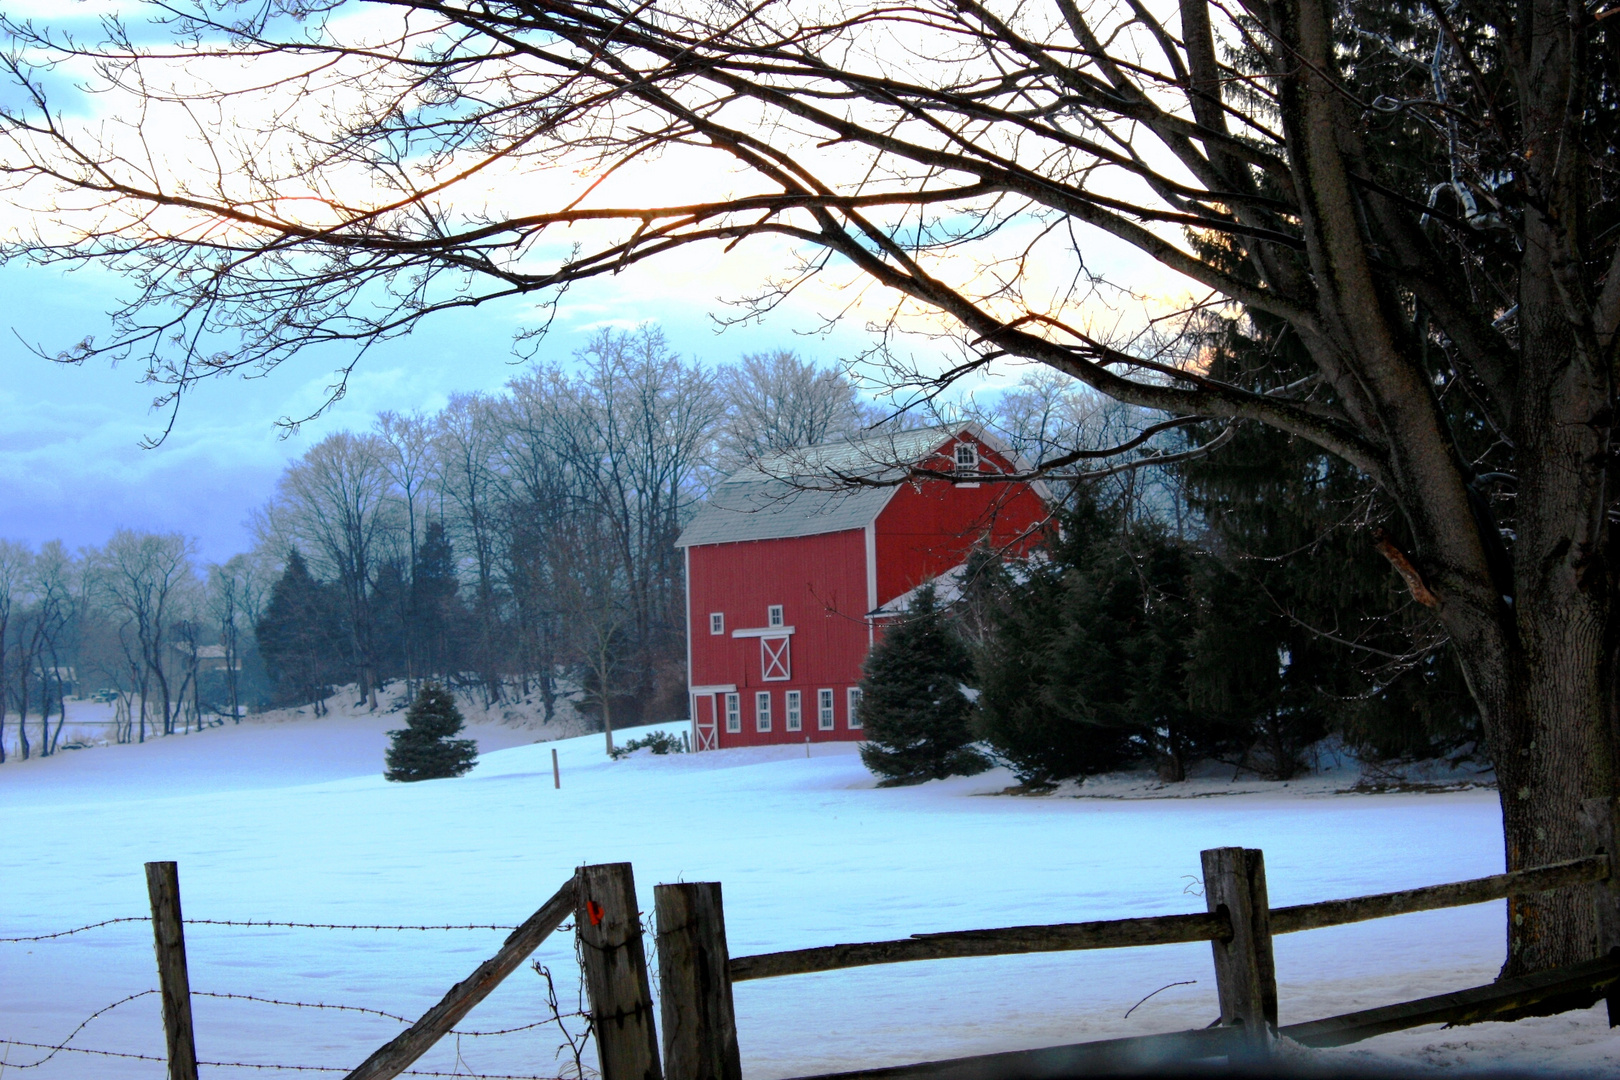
[761,635,791,681]
[694,694,719,751]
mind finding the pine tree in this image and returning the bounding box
[256,549,344,713]
[977,496,1243,786]
[384,683,479,782]
[857,584,989,785]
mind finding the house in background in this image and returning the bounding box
[676,426,1049,750]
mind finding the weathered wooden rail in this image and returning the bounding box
[727,854,1612,982]
[133,799,1620,1080]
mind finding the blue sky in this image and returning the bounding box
[0,258,882,564]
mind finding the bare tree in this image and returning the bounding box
[93,530,197,740]
[262,432,397,709]
[3,0,1615,972]
[435,393,507,703]
[715,351,876,467]
[0,541,30,762]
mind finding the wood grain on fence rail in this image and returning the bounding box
[342,876,577,1080]
[727,911,1230,982]
[1269,855,1609,935]
[1280,951,1620,1047]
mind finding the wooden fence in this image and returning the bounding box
[138,801,1620,1080]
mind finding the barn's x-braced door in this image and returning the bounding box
[761,636,791,681]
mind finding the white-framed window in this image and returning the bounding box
[767,604,784,627]
[847,687,864,730]
[755,691,772,732]
[709,612,725,635]
[725,693,741,733]
[954,441,979,469]
[818,689,835,730]
[786,690,802,731]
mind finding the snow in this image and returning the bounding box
[1,713,1615,1078]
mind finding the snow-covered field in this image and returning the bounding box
[2,713,1616,1078]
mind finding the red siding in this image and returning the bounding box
[687,529,872,747]
[873,443,1049,605]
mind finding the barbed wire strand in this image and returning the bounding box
[0,917,147,942]
[0,991,158,1067]
[193,992,585,1036]
[2,918,520,942]
[0,1043,564,1078]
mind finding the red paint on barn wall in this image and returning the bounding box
[686,529,871,748]
[679,428,1048,750]
[873,463,1049,602]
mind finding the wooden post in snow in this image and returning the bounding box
[1579,797,1620,1025]
[1201,847,1277,1062]
[145,861,200,1080]
[553,747,561,789]
[655,882,741,1080]
[577,863,661,1080]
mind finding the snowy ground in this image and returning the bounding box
[1,717,1615,1078]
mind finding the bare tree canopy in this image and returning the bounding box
[2,0,1617,974]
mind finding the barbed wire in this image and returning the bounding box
[0,917,147,942]
[193,991,585,1036]
[2,918,521,942]
[0,991,157,1067]
[0,1042,566,1079]
[186,920,521,932]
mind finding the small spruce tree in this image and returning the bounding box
[858,584,989,785]
[384,683,479,782]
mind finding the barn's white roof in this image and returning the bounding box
[675,427,971,548]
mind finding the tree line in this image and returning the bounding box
[250,327,883,736]
[0,533,266,761]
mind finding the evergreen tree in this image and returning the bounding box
[977,496,1242,785]
[410,522,463,683]
[1179,302,1479,767]
[384,682,479,782]
[857,584,989,785]
[256,549,343,712]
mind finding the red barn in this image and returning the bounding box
[676,426,1049,750]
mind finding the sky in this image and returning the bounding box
[0,257,882,564]
[0,1,1195,567]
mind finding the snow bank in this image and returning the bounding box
[0,719,1612,1078]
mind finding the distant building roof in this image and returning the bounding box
[676,426,1000,549]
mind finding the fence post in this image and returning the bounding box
[1201,847,1277,1062]
[654,882,741,1080]
[1580,797,1620,1025]
[577,863,662,1080]
[145,861,200,1080]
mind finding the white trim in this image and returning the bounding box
[864,521,878,647]
[725,693,741,733]
[786,690,802,732]
[731,626,796,638]
[689,683,737,695]
[709,612,725,635]
[760,636,791,682]
[684,547,695,749]
[767,604,784,627]
[755,690,772,732]
[817,688,835,730]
